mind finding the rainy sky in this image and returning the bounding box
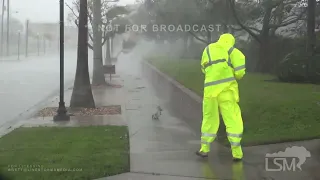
[10,0,135,23]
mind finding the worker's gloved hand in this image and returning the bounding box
[235,74,243,80]
[234,71,245,80]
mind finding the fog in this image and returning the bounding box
[134,38,196,59]
[0,0,203,129]
[10,0,135,22]
[0,48,88,127]
[0,27,194,122]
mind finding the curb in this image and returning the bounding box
[142,60,203,103]
[141,60,202,138]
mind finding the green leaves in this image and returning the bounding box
[112,17,131,34]
[106,6,130,20]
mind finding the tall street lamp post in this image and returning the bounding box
[54,0,70,121]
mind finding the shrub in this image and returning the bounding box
[276,50,308,82]
[238,36,307,73]
[276,49,320,83]
[179,41,206,60]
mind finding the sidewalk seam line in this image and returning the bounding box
[129,171,231,180]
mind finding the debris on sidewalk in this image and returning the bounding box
[91,84,107,88]
[108,84,122,88]
[34,105,121,117]
[135,86,145,89]
[152,106,163,120]
[91,83,123,88]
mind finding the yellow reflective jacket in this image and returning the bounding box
[201,33,246,98]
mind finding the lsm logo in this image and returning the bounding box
[265,146,311,171]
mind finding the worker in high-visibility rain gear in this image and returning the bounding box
[196,33,246,161]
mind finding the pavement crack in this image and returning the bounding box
[130,171,232,180]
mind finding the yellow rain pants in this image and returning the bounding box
[200,82,244,159]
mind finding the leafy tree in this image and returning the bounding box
[140,0,241,47]
[66,1,124,49]
[67,0,131,85]
[92,0,106,85]
[229,0,307,72]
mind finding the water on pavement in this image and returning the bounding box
[0,50,93,127]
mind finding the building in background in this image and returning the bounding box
[28,22,58,39]
[65,25,78,46]
[28,22,78,47]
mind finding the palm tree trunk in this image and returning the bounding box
[92,0,106,85]
[110,35,113,57]
[105,36,111,65]
[70,0,95,108]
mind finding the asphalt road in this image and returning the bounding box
[0,49,93,127]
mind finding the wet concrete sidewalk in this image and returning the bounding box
[99,43,320,180]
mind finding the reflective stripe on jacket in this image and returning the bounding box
[228,47,246,80]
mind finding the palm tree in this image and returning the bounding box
[92,0,106,85]
[70,0,95,108]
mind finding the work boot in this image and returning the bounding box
[195,151,208,158]
[233,158,242,162]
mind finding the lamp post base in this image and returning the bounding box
[53,102,70,121]
[53,113,70,121]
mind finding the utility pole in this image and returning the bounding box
[6,0,9,55]
[37,33,39,56]
[25,19,29,57]
[43,37,45,54]
[0,0,5,56]
[17,30,20,60]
